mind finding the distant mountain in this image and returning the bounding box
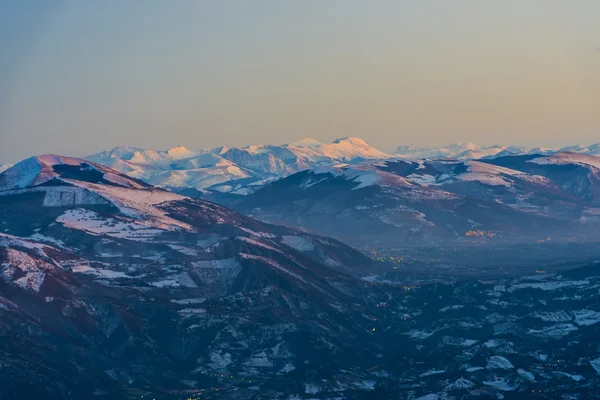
[0,164,13,173]
[85,137,392,193]
[81,138,600,247]
[558,143,600,156]
[396,142,481,159]
[395,143,530,160]
[482,152,600,203]
[235,154,600,246]
[395,142,600,160]
[86,139,600,196]
[85,145,254,191]
[287,137,322,148]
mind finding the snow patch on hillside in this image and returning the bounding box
[57,208,165,241]
[1,248,56,292]
[72,265,131,279]
[528,153,600,169]
[281,236,315,252]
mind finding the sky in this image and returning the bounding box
[1,0,599,163]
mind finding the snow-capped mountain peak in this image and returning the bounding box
[332,136,371,148]
[288,138,322,148]
[0,154,192,232]
[528,151,600,170]
[83,137,392,192]
[166,145,196,159]
[0,154,151,191]
[317,137,391,160]
[88,145,142,162]
[395,142,486,159]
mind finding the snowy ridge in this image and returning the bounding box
[527,152,600,170]
[395,142,600,159]
[0,154,149,191]
[307,137,390,160]
[0,155,193,232]
[458,161,551,188]
[305,163,413,190]
[82,138,600,194]
[302,159,551,191]
[85,137,392,192]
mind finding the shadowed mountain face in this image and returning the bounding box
[482,153,600,203]
[234,155,600,246]
[1,155,600,399]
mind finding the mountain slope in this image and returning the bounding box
[482,153,600,204]
[0,155,389,399]
[236,158,597,246]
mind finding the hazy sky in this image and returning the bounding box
[1,0,599,163]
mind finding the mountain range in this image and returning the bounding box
[396,142,600,160]
[46,138,589,246]
[2,153,600,399]
[3,139,599,248]
[234,152,600,246]
[83,138,600,194]
[85,137,390,194]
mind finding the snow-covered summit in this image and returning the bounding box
[288,138,322,148]
[395,141,600,159]
[558,143,600,156]
[395,143,528,160]
[313,137,390,160]
[0,154,150,191]
[395,142,480,159]
[82,138,600,194]
[528,152,600,170]
[85,137,392,191]
[0,154,190,232]
[166,145,197,159]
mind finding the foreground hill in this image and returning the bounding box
[0,155,380,399]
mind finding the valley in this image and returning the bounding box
[362,241,600,280]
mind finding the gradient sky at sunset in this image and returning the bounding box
[1,0,599,162]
